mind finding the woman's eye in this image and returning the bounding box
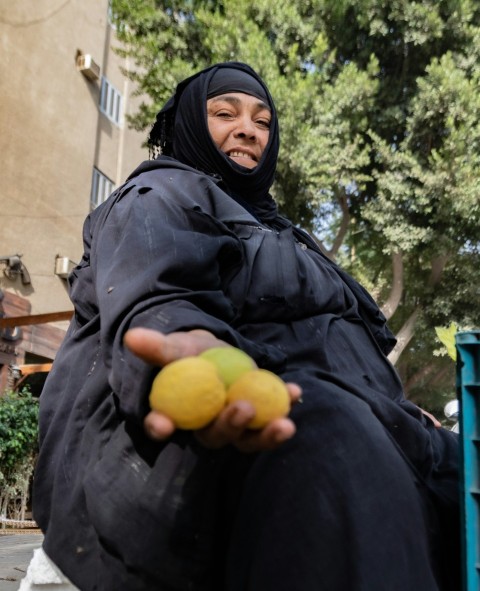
[217,111,233,118]
[257,119,271,128]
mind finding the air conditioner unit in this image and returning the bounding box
[76,54,100,81]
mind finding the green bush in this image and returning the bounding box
[0,387,39,520]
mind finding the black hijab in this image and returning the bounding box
[148,62,280,209]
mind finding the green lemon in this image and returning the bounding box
[199,346,256,388]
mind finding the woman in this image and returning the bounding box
[32,62,460,591]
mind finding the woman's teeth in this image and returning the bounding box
[229,151,254,160]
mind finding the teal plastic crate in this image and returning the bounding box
[456,330,480,591]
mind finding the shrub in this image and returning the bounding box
[0,387,39,521]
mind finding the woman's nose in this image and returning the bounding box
[234,116,256,139]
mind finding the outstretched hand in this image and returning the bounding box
[124,327,301,452]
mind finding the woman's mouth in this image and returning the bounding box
[226,150,258,168]
[228,150,256,161]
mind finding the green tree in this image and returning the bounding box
[0,388,39,521]
[111,0,480,409]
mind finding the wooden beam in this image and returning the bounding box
[17,363,53,375]
[0,311,73,328]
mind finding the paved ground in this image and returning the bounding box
[0,534,43,591]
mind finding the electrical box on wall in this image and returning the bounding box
[55,256,76,279]
[76,54,100,81]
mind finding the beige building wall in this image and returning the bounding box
[0,0,148,322]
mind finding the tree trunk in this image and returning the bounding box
[388,254,447,366]
[380,251,403,320]
[388,307,421,366]
[327,190,350,260]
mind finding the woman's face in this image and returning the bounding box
[206,92,271,169]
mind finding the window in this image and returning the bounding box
[90,168,115,210]
[100,76,122,126]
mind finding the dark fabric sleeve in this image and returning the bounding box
[292,226,397,355]
[89,184,286,421]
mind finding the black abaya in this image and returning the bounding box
[34,157,459,590]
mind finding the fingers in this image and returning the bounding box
[124,327,224,366]
[194,401,256,449]
[193,381,302,451]
[124,328,168,366]
[145,401,298,450]
[145,404,297,453]
[145,385,300,448]
[194,400,297,452]
[234,417,296,453]
[420,408,442,428]
[286,382,302,405]
[144,410,176,440]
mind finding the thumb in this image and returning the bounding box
[124,327,224,367]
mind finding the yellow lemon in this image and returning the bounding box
[149,357,226,430]
[199,346,256,387]
[226,369,290,429]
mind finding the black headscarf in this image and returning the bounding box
[148,62,279,207]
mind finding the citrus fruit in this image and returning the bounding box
[149,357,227,430]
[226,369,290,429]
[199,346,256,387]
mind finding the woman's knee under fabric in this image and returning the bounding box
[223,387,443,591]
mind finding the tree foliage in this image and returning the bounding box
[111,0,480,409]
[0,388,39,519]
